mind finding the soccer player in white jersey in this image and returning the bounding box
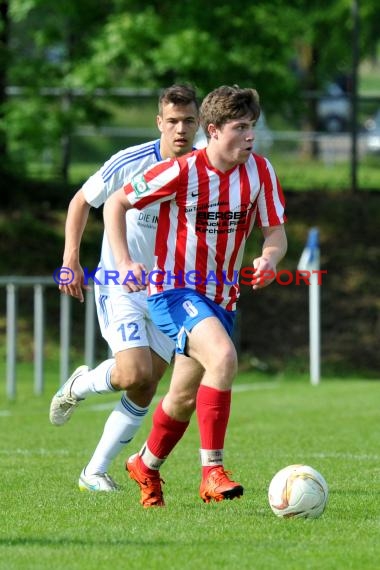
[49,84,203,491]
[103,85,288,507]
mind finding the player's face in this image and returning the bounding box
[157,102,200,158]
[211,115,256,169]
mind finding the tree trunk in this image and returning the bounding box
[299,43,320,159]
[0,1,9,165]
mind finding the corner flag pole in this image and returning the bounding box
[297,228,321,385]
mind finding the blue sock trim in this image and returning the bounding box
[121,394,149,417]
[105,364,117,392]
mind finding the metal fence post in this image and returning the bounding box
[60,293,71,386]
[84,287,96,369]
[6,283,17,400]
[34,284,45,395]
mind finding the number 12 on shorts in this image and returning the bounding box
[117,322,141,342]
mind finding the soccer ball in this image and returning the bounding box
[268,464,328,519]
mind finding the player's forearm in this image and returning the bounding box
[261,225,287,267]
[251,225,287,290]
[103,189,133,267]
[62,190,91,264]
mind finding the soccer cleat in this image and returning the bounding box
[126,453,165,507]
[49,365,89,426]
[199,466,244,503]
[78,469,119,492]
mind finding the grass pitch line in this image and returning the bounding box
[85,381,280,412]
[0,448,71,456]
[232,381,279,393]
[0,382,279,417]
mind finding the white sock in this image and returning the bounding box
[71,359,116,399]
[84,393,149,475]
[199,449,224,466]
[138,442,165,471]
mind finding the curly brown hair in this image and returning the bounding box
[200,85,260,136]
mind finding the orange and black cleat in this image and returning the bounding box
[199,466,244,503]
[126,453,165,508]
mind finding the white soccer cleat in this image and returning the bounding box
[78,469,119,492]
[49,365,89,426]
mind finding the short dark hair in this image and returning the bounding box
[158,84,199,115]
[200,85,260,135]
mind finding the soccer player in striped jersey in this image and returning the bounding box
[49,84,203,491]
[104,85,288,507]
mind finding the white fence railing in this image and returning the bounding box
[0,276,97,400]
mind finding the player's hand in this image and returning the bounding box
[118,261,148,293]
[251,256,276,290]
[58,261,91,303]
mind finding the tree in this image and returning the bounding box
[5,0,112,182]
[2,0,380,186]
[0,1,9,169]
[74,1,301,111]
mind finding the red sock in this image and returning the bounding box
[196,385,231,478]
[140,400,189,475]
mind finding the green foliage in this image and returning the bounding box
[1,374,380,569]
[71,2,300,105]
[71,8,162,88]
[271,155,380,192]
[2,0,380,182]
[5,0,117,180]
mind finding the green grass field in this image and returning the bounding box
[1,371,379,570]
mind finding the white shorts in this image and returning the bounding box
[94,285,174,363]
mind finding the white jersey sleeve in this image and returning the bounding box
[81,140,163,293]
[81,141,161,207]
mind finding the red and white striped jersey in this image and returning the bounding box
[124,148,286,310]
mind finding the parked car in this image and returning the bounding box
[364,110,380,153]
[317,82,351,133]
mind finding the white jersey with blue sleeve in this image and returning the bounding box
[81,140,162,293]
